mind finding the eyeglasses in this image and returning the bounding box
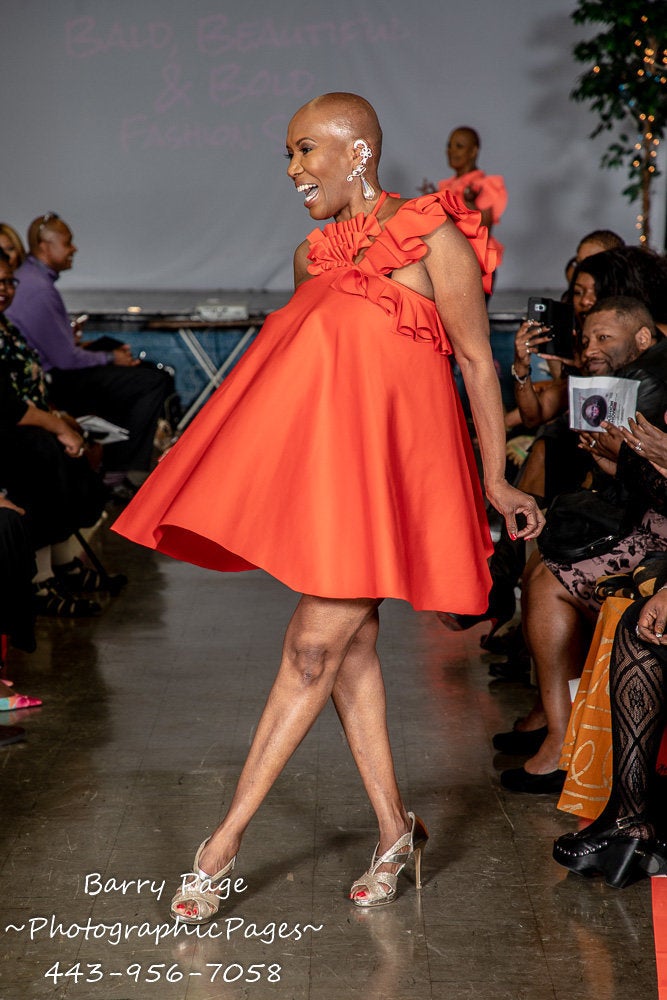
[37,212,60,239]
[0,277,19,289]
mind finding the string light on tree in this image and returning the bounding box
[571,1,667,247]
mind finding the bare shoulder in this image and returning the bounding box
[293,239,310,288]
[422,215,479,274]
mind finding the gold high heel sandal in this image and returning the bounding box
[350,811,428,907]
[170,839,237,924]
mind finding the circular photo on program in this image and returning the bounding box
[581,394,607,428]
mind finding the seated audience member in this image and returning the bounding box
[499,297,667,793]
[0,498,41,713]
[564,228,625,305]
[6,214,176,490]
[500,235,629,458]
[553,586,667,887]
[0,251,108,615]
[0,223,26,270]
[0,497,35,653]
[575,228,624,264]
[504,229,624,440]
[569,245,667,335]
[521,244,667,498]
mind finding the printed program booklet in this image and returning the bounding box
[77,414,130,445]
[568,375,640,432]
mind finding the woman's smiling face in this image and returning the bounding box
[0,259,17,314]
[285,108,358,221]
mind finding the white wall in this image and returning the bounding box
[4,0,665,293]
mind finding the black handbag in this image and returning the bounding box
[537,487,630,563]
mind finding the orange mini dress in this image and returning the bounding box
[113,192,495,612]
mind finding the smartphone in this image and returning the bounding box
[527,297,576,359]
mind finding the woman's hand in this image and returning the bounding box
[513,320,551,378]
[113,345,140,367]
[486,480,545,541]
[0,495,25,515]
[636,589,667,644]
[57,425,85,458]
[619,413,667,474]
[581,421,624,457]
[578,424,624,476]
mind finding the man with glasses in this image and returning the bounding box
[7,214,175,493]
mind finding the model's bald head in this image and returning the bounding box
[450,126,480,149]
[293,92,383,162]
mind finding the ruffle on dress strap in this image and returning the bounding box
[306,213,382,274]
[366,191,497,293]
[333,268,453,356]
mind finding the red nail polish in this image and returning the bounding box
[509,533,517,541]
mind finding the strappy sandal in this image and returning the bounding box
[170,840,237,924]
[33,578,102,618]
[54,558,106,592]
[54,557,127,595]
[350,811,428,908]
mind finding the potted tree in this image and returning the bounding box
[571,0,667,246]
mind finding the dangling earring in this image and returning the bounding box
[346,139,376,200]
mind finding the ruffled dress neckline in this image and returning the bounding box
[305,192,391,273]
[306,190,497,296]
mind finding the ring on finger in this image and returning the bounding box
[635,624,641,637]
[635,443,643,452]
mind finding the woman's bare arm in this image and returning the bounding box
[422,221,543,539]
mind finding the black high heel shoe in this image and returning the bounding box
[637,835,667,877]
[437,583,516,644]
[553,817,653,888]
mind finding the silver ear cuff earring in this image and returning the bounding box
[347,139,376,200]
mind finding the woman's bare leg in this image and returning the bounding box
[521,555,592,774]
[332,610,409,842]
[192,595,381,882]
[330,609,413,896]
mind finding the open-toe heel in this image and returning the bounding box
[170,839,237,924]
[412,827,428,891]
[350,811,428,908]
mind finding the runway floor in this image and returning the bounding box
[0,526,659,1000]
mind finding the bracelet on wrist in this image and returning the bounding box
[511,363,531,385]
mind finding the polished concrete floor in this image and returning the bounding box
[0,527,658,1000]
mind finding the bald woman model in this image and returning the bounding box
[115,93,543,920]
